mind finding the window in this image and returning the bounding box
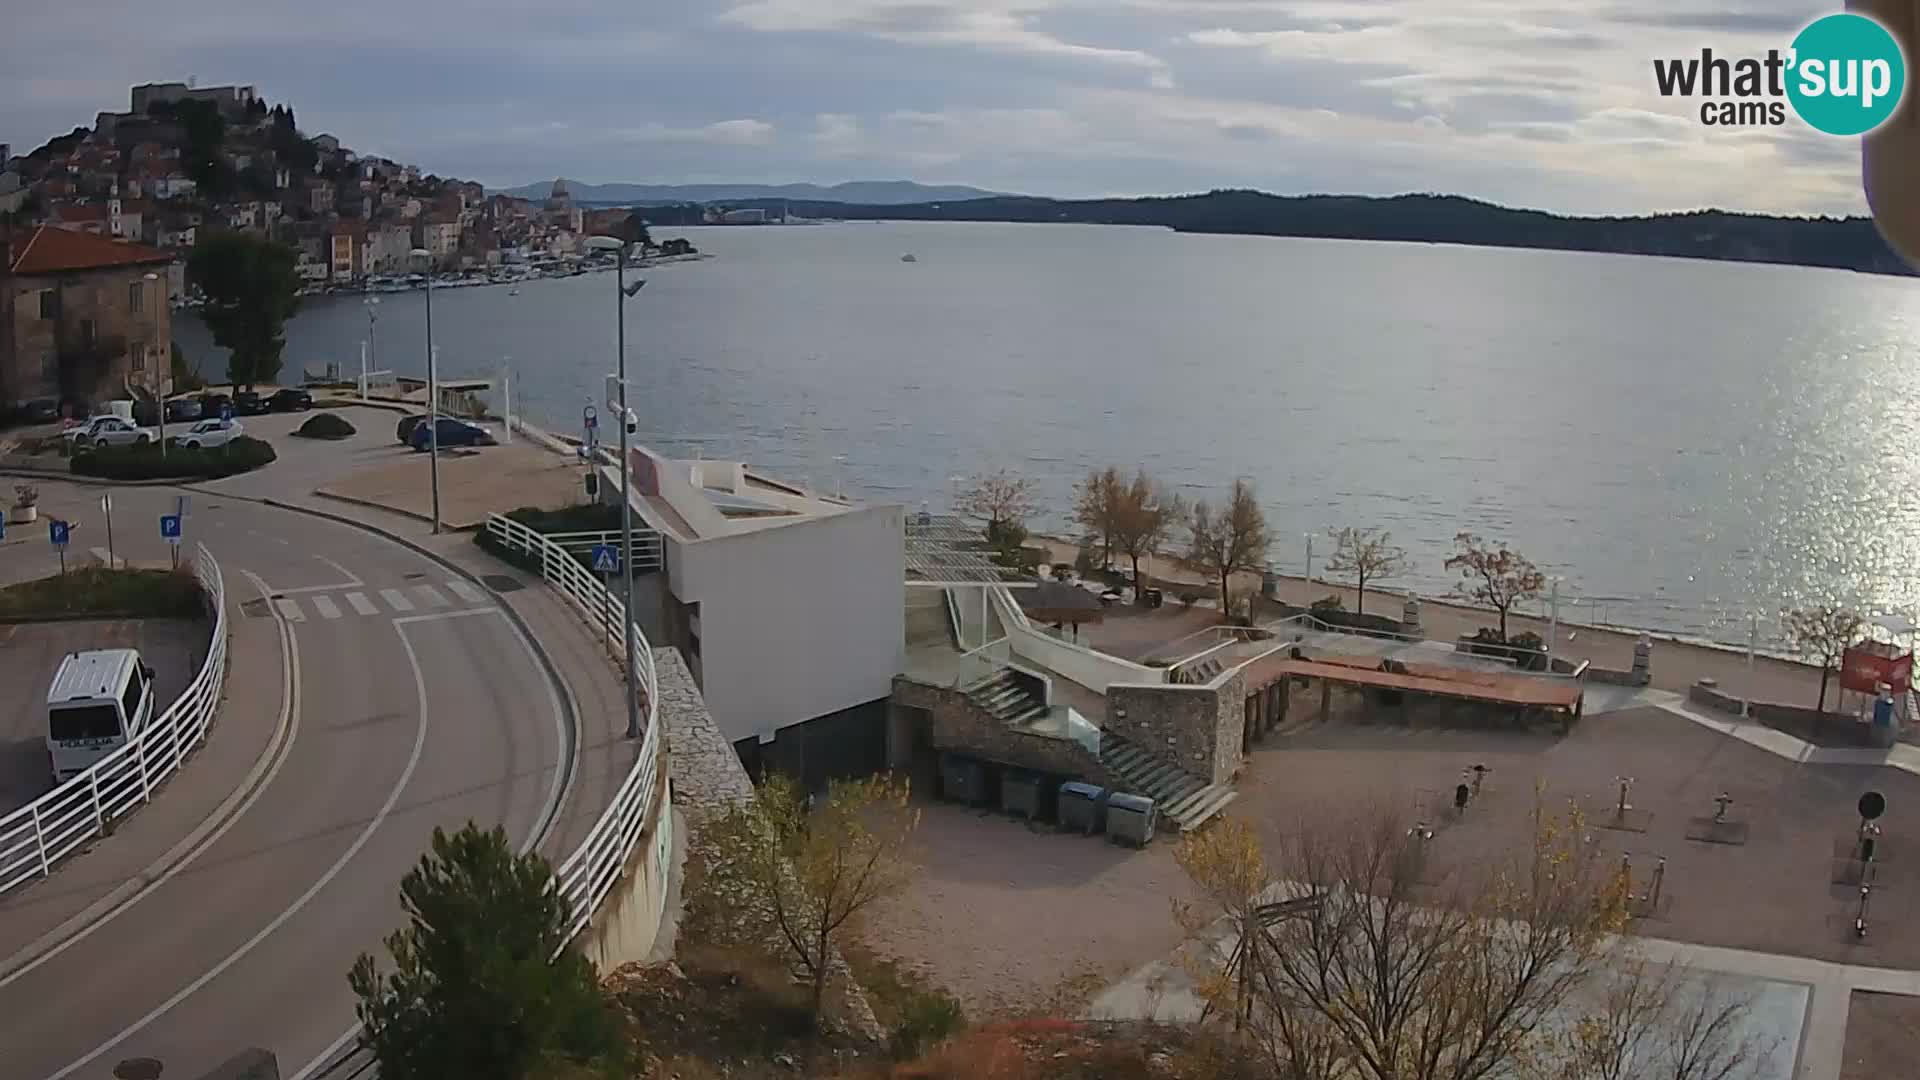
[131,342,146,372]
[50,705,122,743]
[129,281,143,313]
[119,667,145,723]
[38,290,57,319]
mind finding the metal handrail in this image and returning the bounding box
[483,513,663,942]
[0,543,228,896]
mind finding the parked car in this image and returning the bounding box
[63,415,158,449]
[396,413,429,445]
[409,417,496,452]
[269,388,314,412]
[172,418,246,449]
[233,390,270,416]
[197,393,232,418]
[164,398,204,423]
[131,400,161,427]
[20,399,60,424]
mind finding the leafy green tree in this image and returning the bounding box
[348,823,630,1080]
[187,232,301,389]
[175,99,228,196]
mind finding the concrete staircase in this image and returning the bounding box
[1098,731,1237,831]
[966,669,1050,727]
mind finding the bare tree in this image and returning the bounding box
[1188,478,1271,619]
[1782,605,1865,717]
[708,773,920,1025]
[1444,532,1546,640]
[1072,466,1122,570]
[961,468,1037,552]
[1325,526,1409,615]
[1110,470,1182,602]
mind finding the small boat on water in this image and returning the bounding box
[900,253,918,263]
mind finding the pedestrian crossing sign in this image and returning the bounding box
[591,544,620,573]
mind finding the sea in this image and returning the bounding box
[175,221,1920,647]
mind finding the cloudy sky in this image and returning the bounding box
[0,1,1869,215]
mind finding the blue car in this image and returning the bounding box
[409,417,497,452]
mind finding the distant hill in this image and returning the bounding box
[629,190,1910,276]
[493,179,1012,205]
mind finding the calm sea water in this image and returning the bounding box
[178,222,1920,644]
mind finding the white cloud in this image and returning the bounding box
[622,118,776,145]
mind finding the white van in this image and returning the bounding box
[46,649,157,783]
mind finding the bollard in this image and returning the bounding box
[1713,792,1733,824]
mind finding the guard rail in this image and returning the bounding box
[0,543,227,895]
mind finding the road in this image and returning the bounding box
[0,481,575,1080]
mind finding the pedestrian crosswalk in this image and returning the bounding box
[267,580,493,622]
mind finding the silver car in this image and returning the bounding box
[64,416,159,448]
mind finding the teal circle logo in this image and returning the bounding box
[1786,13,1906,136]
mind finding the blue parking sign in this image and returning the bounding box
[160,514,182,541]
[590,543,620,573]
[48,519,69,547]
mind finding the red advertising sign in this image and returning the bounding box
[1841,645,1914,694]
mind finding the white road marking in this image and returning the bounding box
[0,568,303,989]
[413,584,451,608]
[314,554,362,587]
[344,591,378,616]
[297,605,568,1080]
[379,588,414,612]
[50,612,433,1080]
[310,595,341,620]
[273,597,305,622]
[445,578,487,605]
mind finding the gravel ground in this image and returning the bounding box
[857,797,1197,1018]
[1840,990,1920,1079]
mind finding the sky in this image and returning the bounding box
[0,0,1873,216]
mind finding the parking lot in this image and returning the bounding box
[0,618,207,815]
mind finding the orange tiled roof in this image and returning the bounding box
[8,224,174,274]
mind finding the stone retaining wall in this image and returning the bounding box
[891,676,1109,784]
[1106,670,1246,785]
[659,649,884,1041]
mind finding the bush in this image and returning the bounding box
[72,436,276,480]
[1179,591,1199,608]
[294,412,356,439]
[1073,545,1097,574]
[890,991,967,1060]
[1310,594,1346,614]
[0,567,205,619]
[1508,631,1549,671]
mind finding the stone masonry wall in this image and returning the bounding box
[892,676,1110,785]
[1105,670,1246,786]
[658,649,884,1041]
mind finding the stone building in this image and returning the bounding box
[1,225,175,409]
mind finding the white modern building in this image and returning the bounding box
[604,445,905,782]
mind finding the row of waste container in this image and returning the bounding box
[937,752,1158,846]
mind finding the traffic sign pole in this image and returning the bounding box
[102,491,115,569]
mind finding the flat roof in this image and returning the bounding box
[48,648,139,705]
[1242,651,1583,711]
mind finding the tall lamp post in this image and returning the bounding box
[586,234,647,739]
[363,295,380,400]
[410,249,441,534]
[142,272,166,456]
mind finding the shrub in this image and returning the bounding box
[1310,594,1345,614]
[1073,545,1097,574]
[890,990,967,1060]
[1051,561,1074,580]
[1508,630,1549,671]
[72,436,276,480]
[294,412,356,439]
[1179,591,1199,608]
[0,566,205,619]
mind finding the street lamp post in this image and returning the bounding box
[587,234,647,739]
[143,272,166,456]
[363,296,380,401]
[411,249,440,534]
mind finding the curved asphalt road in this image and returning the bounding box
[0,485,572,1080]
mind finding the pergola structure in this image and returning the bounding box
[904,512,1035,658]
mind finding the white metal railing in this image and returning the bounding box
[541,529,665,574]
[0,544,227,896]
[484,513,663,943]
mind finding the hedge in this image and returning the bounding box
[0,567,205,620]
[295,413,357,440]
[72,436,277,480]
